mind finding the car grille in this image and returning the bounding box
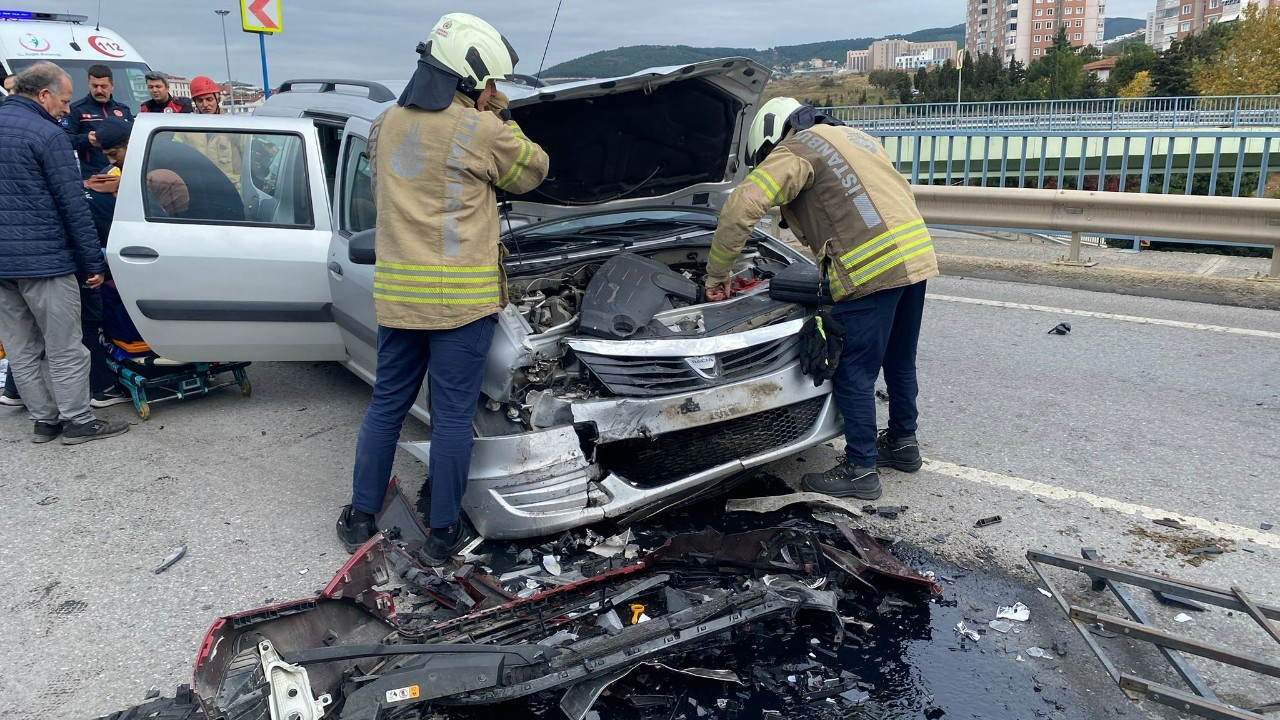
[575,336,800,397]
[596,396,826,487]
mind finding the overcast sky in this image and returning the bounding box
[32,0,1152,84]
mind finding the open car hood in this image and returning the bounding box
[502,57,770,209]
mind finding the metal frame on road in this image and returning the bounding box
[1029,549,1280,720]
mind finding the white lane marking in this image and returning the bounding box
[927,294,1280,340]
[924,459,1280,550]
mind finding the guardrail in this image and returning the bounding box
[911,186,1280,277]
[872,129,1278,200]
[819,95,1280,132]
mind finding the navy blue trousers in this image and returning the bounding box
[829,280,927,468]
[350,317,497,528]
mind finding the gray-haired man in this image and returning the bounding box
[0,62,129,444]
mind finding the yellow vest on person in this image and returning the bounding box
[369,93,549,330]
[707,124,937,302]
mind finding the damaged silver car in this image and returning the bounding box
[106,58,843,538]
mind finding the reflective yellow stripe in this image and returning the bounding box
[843,227,929,271]
[374,282,499,295]
[374,293,499,305]
[851,236,933,286]
[709,245,738,265]
[840,218,925,265]
[376,262,498,272]
[496,136,534,189]
[746,169,781,203]
[375,272,496,284]
[827,267,848,300]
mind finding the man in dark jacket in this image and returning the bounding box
[139,72,193,115]
[64,64,133,179]
[0,62,129,445]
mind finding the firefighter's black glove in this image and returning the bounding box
[799,309,844,386]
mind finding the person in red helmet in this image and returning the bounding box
[177,76,242,187]
[189,76,223,115]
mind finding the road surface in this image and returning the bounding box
[0,276,1276,719]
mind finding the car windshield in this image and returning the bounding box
[510,209,717,240]
[7,59,151,109]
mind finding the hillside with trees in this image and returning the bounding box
[541,24,964,78]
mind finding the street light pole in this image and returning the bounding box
[215,10,235,113]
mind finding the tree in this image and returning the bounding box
[867,69,899,92]
[1026,28,1086,99]
[1118,70,1153,97]
[1106,42,1158,95]
[1151,22,1234,96]
[1192,5,1280,95]
[1079,45,1103,63]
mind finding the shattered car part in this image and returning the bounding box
[954,621,980,642]
[996,602,1030,622]
[260,638,332,720]
[725,492,863,518]
[1030,548,1280,720]
[175,523,941,720]
[154,545,188,574]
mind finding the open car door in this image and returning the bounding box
[107,114,346,362]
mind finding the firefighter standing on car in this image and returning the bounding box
[336,13,549,564]
[704,98,937,501]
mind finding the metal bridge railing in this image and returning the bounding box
[912,185,1280,277]
[819,95,1280,131]
[870,128,1278,201]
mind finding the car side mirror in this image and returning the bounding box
[349,228,376,265]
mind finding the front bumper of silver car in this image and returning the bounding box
[401,358,842,540]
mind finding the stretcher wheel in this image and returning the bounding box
[137,401,150,421]
[240,379,252,397]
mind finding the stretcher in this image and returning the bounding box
[103,339,251,420]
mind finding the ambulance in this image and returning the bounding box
[0,9,152,105]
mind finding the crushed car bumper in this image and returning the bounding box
[402,362,843,539]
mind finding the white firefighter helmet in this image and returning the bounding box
[747,97,804,165]
[423,13,519,92]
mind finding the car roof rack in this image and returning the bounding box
[276,79,396,103]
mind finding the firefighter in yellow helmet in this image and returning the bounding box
[337,13,549,564]
[704,98,937,501]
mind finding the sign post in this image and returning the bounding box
[240,0,282,99]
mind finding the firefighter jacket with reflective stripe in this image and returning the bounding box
[707,124,937,302]
[368,92,549,330]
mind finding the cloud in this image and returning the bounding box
[48,0,1154,85]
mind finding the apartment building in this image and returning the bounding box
[1146,0,1275,51]
[846,39,957,72]
[967,0,1107,65]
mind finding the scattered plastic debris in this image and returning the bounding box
[1047,322,1071,335]
[1037,588,1052,598]
[543,554,563,575]
[152,546,187,575]
[1089,625,1119,639]
[1025,647,1052,659]
[1153,518,1189,530]
[298,568,308,576]
[989,620,1014,633]
[1262,522,1274,531]
[587,529,636,558]
[954,621,980,642]
[726,492,863,518]
[1189,546,1224,555]
[997,602,1031,622]
[1174,613,1193,623]
[974,515,1002,528]
[36,495,59,506]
